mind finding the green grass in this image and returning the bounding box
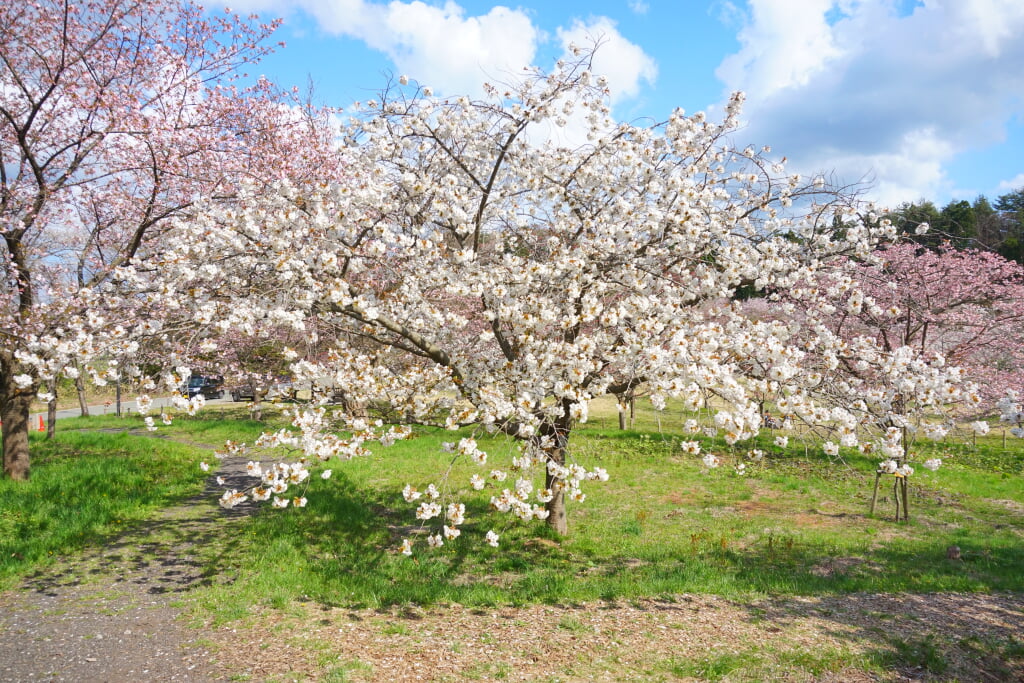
[175,414,1024,623]
[4,402,1024,615]
[2,403,1022,681]
[662,645,892,682]
[0,428,208,587]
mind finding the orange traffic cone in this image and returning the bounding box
[38,415,45,432]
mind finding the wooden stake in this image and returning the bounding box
[869,471,882,516]
[901,477,910,522]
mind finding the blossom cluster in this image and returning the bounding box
[998,391,1024,438]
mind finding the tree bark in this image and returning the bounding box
[75,364,90,417]
[337,390,368,419]
[617,396,627,430]
[543,414,571,535]
[869,471,881,516]
[46,380,57,439]
[1,389,32,480]
[251,389,265,421]
[544,471,568,535]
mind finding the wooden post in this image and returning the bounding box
[46,379,57,440]
[869,471,882,516]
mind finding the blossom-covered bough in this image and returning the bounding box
[123,48,983,551]
[0,0,345,480]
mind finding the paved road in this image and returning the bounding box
[39,396,233,424]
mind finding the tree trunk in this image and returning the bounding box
[251,390,265,421]
[869,471,881,516]
[543,415,571,535]
[617,396,627,430]
[46,380,57,439]
[338,390,368,419]
[1,389,32,480]
[544,472,568,535]
[75,364,90,417]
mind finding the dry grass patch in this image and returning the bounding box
[201,593,1024,682]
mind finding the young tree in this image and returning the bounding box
[0,0,341,479]
[763,240,1024,518]
[135,53,919,544]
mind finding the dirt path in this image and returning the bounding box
[0,434,255,683]
[1,432,1022,682]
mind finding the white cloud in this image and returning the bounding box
[997,173,1024,193]
[801,130,954,207]
[225,0,539,97]
[716,0,1024,204]
[229,1,657,109]
[628,0,650,14]
[292,0,540,97]
[556,17,657,104]
[716,0,841,99]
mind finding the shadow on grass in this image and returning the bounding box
[13,425,1023,679]
[187,447,1024,612]
[733,590,1024,681]
[16,447,260,598]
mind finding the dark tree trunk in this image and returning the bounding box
[46,380,57,439]
[617,396,627,430]
[1,388,32,480]
[75,365,90,417]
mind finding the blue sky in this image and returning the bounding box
[232,0,1024,208]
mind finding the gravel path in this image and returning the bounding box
[0,434,255,683]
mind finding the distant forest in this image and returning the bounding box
[887,187,1024,262]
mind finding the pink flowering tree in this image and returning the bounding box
[763,241,1022,518]
[837,243,1024,403]
[0,0,348,479]
[126,50,928,546]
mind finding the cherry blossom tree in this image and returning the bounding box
[763,241,1018,519]
[127,51,936,543]
[839,243,1024,403]
[0,0,345,479]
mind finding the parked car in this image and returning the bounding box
[268,380,298,401]
[229,378,299,402]
[184,374,224,400]
[230,383,256,402]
